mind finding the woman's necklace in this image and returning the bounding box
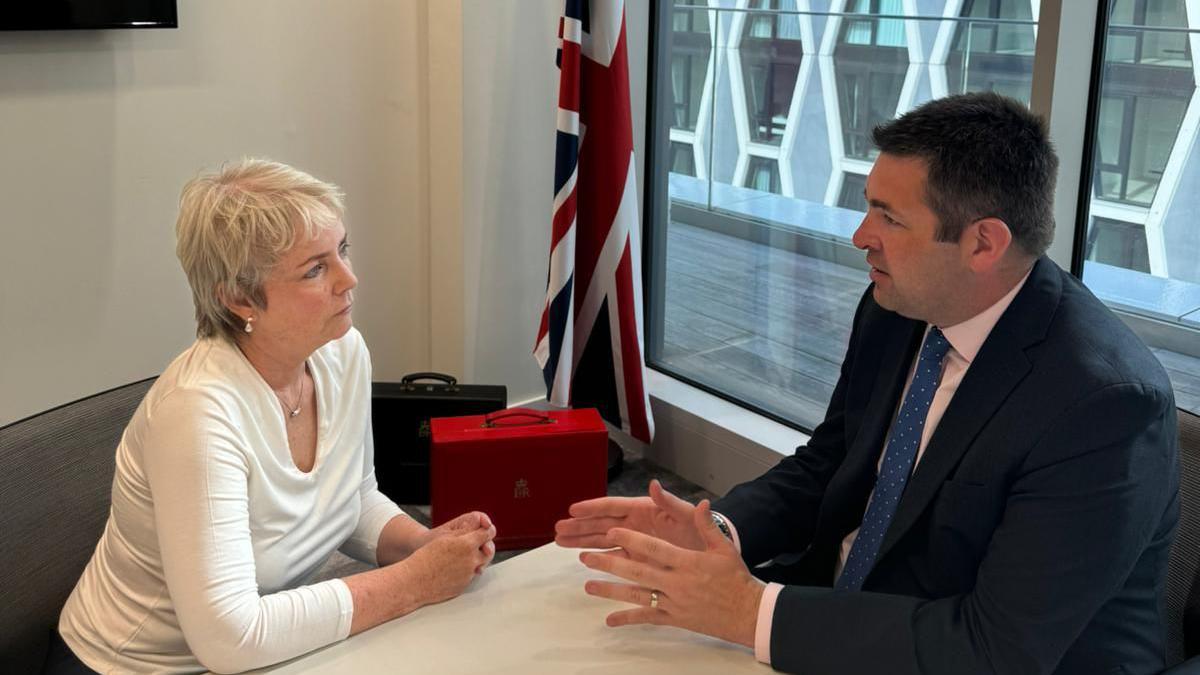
[276,369,306,419]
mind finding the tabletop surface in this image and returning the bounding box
[254,542,770,674]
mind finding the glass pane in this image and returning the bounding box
[775,1,802,40]
[947,1,1036,101]
[1109,0,1135,24]
[749,16,774,38]
[996,0,1034,54]
[844,20,873,45]
[669,3,713,133]
[837,173,869,211]
[835,10,912,161]
[746,156,781,194]
[875,0,906,48]
[1081,0,1200,415]
[665,2,716,212]
[673,0,710,32]
[837,63,907,161]
[1125,96,1187,205]
[670,141,697,177]
[1106,32,1138,63]
[650,1,1040,429]
[1098,170,1124,199]
[1086,217,1151,273]
[1142,0,1190,66]
[1108,0,1193,66]
[1093,21,1192,206]
[1096,96,1125,167]
[740,2,803,146]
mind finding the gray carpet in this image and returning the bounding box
[312,445,716,580]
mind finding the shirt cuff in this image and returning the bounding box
[330,578,356,640]
[755,582,783,664]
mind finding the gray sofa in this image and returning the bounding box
[0,378,155,674]
[0,378,378,674]
[1164,409,1200,673]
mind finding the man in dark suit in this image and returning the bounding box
[555,92,1179,674]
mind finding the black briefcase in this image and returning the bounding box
[372,373,507,504]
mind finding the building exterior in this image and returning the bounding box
[667,0,1197,283]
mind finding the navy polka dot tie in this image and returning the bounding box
[835,326,951,592]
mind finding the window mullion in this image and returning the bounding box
[1029,0,1099,270]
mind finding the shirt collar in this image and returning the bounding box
[936,267,1033,364]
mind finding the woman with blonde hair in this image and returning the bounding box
[51,159,495,674]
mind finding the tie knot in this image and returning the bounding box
[921,326,951,364]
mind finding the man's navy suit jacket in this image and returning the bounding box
[714,257,1179,675]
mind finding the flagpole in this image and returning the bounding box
[538,0,655,484]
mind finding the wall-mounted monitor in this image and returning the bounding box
[0,1,178,31]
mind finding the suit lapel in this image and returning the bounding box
[872,257,1061,568]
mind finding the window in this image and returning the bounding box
[837,172,868,211]
[740,1,803,145]
[649,1,1200,425]
[1107,0,1191,66]
[667,0,715,190]
[835,1,908,161]
[1085,216,1152,273]
[836,65,907,160]
[746,155,782,193]
[840,0,906,47]
[670,3,712,132]
[1093,94,1188,205]
[1078,0,1200,414]
[647,1,1039,429]
[670,141,698,176]
[945,0,1035,101]
[1089,1,1193,210]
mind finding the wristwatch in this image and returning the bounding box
[711,511,733,541]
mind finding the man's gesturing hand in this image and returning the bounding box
[556,479,706,551]
[578,499,765,648]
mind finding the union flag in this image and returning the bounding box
[533,0,653,443]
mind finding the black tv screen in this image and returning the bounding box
[0,1,177,31]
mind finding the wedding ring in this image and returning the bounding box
[649,590,660,609]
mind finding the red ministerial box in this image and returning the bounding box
[430,407,608,550]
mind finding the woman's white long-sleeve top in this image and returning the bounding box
[59,328,403,673]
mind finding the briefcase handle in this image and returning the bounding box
[400,372,459,392]
[483,408,556,428]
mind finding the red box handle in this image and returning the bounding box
[483,408,556,428]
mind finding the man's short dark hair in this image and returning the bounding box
[871,92,1058,257]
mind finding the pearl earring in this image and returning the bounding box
[244,316,254,334]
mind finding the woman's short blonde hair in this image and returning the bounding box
[175,158,345,341]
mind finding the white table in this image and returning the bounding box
[257,543,771,674]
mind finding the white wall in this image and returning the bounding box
[0,0,433,425]
[0,0,651,426]
[458,0,649,405]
